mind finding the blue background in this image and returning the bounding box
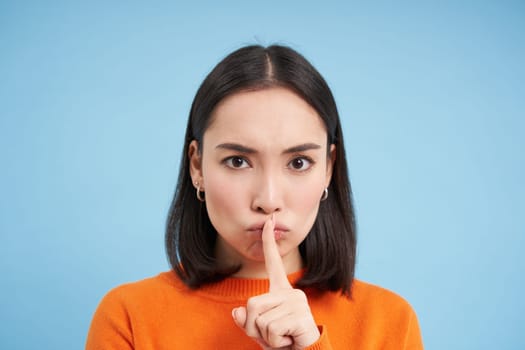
[1,1,523,349]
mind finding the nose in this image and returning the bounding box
[251,170,283,214]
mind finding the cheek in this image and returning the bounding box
[290,178,325,210]
[204,173,244,226]
[286,179,325,234]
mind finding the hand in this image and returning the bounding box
[232,214,320,349]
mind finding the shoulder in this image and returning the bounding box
[309,278,418,320]
[311,279,419,327]
[352,280,422,341]
[352,279,412,306]
[95,271,185,311]
[309,280,424,348]
[88,271,186,332]
[350,279,417,317]
[86,271,186,348]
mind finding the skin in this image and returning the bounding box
[189,87,335,349]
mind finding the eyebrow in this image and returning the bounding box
[215,142,321,154]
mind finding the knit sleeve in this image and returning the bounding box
[85,287,134,350]
[402,308,424,350]
[303,326,333,350]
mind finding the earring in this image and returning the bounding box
[320,188,328,201]
[195,182,205,202]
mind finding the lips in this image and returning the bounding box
[247,222,290,240]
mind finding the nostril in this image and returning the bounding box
[256,206,281,214]
[257,206,269,214]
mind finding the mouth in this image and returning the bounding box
[247,223,290,240]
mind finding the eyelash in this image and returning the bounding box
[221,155,315,172]
[222,156,250,169]
[288,156,315,172]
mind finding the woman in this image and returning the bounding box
[86,45,423,349]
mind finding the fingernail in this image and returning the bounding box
[231,308,237,320]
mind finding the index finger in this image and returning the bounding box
[262,214,292,291]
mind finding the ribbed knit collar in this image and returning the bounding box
[164,269,305,302]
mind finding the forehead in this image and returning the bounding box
[204,87,327,148]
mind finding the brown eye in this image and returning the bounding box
[224,156,249,169]
[288,157,313,171]
[291,158,304,169]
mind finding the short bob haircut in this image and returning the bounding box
[166,44,356,296]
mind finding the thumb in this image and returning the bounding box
[232,307,247,329]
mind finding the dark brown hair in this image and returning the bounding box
[166,45,356,295]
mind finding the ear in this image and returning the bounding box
[188,140,203,189]
[325,144,336,188]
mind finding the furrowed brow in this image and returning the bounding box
[283,143,321,154]
[215,143,257,154]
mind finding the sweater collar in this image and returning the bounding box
[190,269,305,301]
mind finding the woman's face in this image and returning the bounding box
[189,87,335,277]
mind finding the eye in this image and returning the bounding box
[223,156,250,169]
[288,157,314,171]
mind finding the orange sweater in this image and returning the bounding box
[86,270,423,349]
